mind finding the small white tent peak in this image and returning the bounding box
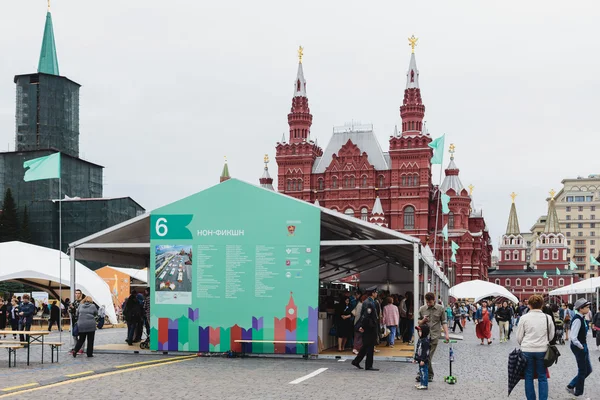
[0,241,117,324]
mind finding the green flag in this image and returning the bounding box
[569,260,578,271]
[23,153,61,182]
[543,271,548,279]
[441,193,451,214]
[590,254,600,266]
[428,134,445,164]
[451,253,456,263]
[556,267,561,275]
[442,224,448,241]
[451,241,460,254]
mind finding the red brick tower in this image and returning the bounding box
[535,190,568,272]
[497,193,528,270]
[259,154,274,190]
[388,36,433,243]
[275,46,323,201]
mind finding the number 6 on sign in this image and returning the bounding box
[155,217,168,237]
[150,214,193,240]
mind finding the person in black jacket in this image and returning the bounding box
[351,302,379,371]
[48,301,62,332]
[123,291,143,346]
[18,294,35,343]
[496,301,512,342]
[414,325,431,390]
[0,298,7,338]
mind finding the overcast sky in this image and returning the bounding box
[1,1,599,251]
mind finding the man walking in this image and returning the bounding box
[18,294,35,344]
[417,292,450,382]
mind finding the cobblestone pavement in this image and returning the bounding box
[1,324,599,399]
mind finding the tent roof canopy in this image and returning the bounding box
[549,277,600,295]
[0,241,118,324]
[69,179,448,288]
[449,279,519,304]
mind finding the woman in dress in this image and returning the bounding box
[335,296,353,351]
[475,300,494,345]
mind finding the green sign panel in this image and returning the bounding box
[149,179,321,354]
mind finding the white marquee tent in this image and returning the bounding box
[549,277,600,295]
[0,241,117,324]
[449,279,519,304]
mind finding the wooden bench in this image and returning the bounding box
[234,340,315,359]
[0,344,24,368]
[28,342,64,363]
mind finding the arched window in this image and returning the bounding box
[287,180,292,191]
[537,278,543,287]
[403,206,415,229]
[407,176,412,187]
[552,249,558,260]
[513,250,519,260]
[318,178,324,190]
[526,278,532,286]
[361,176,367,187]
[344,208,355,217]
[361,207,368,221]
[495,279,500,285]
[548,278,554,286]
[448,212,455,229]
[559,278,564,286]
[378,176,384,188]
[516,278,521,286]
[505,279,510,286]
[504,250,510,261]
[344,176,349,188]
[543,249,549,260]
[298,180,303,191]
[402,176,406,186]
[350,177,355,187]
[332,176,338,188]
[413,174,419,186]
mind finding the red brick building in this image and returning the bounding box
[491,194,579,302]
[273,44,492,283]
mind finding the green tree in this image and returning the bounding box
[19,205,32,243]
[0,188,19,242]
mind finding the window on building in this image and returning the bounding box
[591,248,595,254]
[344,208,355,217]
[287,180,292,191]
[505,279,510,286]
[575,196,585,202]
[591,240,595,245]
[332,176,338,188]
[579,206,584,212]
[406,176,413,187]
[592,206,596,211]
[567,249,571,254]
[566,215,571,220]
[592,223,596,228]
[401,176,406,186]
[566,223,571,228]
[592,232,596,237]
[495,279,500,285]
[350,177,355,187]
[361,207,368,221]
[567,240,571,245]
[559,278,565,286]
[578,232,583,237]
[513,250,519,260]
[537,278,543,286]
[591,274,596,278]
[504,250,510,260]
[578,215,583,220]
[526,278,532,286]
[318,178,324,190]
[552,249,559,260]
[567,196,573,202]
[586,196,593,201]
[548,278,554,286]
[448,212,455,229]
[591,215,595,220]
[543,249,549,260]
[516,278,522,286]
[404,206,415,229]
[567,232,571,237]
[361,176,367,188]
[378,176,384,188]
[566,206,571,212]
[344,176,349,188]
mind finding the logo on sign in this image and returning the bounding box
[286,260,291,266]
[287,225,296,236]
[305,259,312,265]
[286,248,292,255]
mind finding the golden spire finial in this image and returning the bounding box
[468,184,474,196]
[408,35,418,53]
[510,192,517,203]
[449,143,455,159]
[224,156,228,163]
[298,46,304,64]
[48,0,51,10]
[264,154,269,164]
[549,189,556,200]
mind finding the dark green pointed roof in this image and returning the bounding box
[38,12,60,76]
[220,162,230,179]
[505,202,521,235]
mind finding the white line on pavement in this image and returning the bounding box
[289,368,328,385]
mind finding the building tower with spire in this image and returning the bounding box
[534,190,568,271]
[220,157,231,183]
[0,7,144,251]
[273,39,492,283]
[259,154,274,190]
[496,193,528,271]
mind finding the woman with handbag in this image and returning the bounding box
[516,294,554,400]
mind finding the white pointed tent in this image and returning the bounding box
[0,241,117,324]
[449,279,518,304]
[549,277,600,295]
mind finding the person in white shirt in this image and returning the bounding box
[516,294,554,400]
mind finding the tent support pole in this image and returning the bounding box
[413,243,419,353]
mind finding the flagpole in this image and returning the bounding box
[58,172,62,344]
